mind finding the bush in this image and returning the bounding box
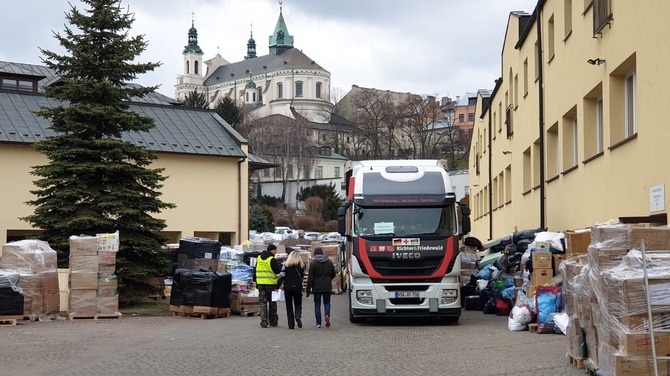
[324,220,338,232]
[275,217,292,228]
[305,196,324,217]
[294,215,317,230]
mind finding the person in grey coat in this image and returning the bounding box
[305,247,336,328]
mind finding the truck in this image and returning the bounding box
[337,160,470,323]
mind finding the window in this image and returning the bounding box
[263,168,270,177]
[562,107,578,170]
[1,78,35,92]
[625,69,637,137]
[185,61,189,74]
[523,59,529,96]
[194,60,199,75]
[534,42,540,80]
[505,165,512,203]
[583,83,603,160]
[258,89,263,103]
[316,166,323,179]
[287,164,293,178]
[316,82,322,98]
[468,98,476,106]
[252,92,256,102]
[596,97,604,153]
[277,83,283,99]
[547,15,555,61]
[459,114,464,123]
[547,123,559,178]
[523,147,532,192]
[514,74,519,108]
[593,0,612,35]
[334,167,340,178]
[245,92,249,102]
[533,140,541,188]
[468,113,474,122]
[274,167,282,178]
[564,0,573,39]
[506,106,513,138]
[295,81,303,97]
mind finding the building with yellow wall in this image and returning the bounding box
[469,0,665,240]
[0,61,250,247]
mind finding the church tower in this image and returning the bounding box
[175,17,205,101]
[268,3,294,55]
[245,27,257,60]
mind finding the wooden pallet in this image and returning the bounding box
[231,304,260,316]
[0,315,22,326]
[68,313,122,321]
[170,305,231,319]
[568,355,584,369]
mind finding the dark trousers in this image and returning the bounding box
[258,285,278,327]
[284,290,303,329]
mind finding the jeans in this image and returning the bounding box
[313,292,331,326]
[284,290,303,328]
[258,285,278,327]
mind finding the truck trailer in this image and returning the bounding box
[337,160,470,323]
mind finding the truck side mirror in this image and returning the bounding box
[337,205,347,235]
[460,204,471,235]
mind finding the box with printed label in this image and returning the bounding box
[532,268,553,286]
[532,252,553,269]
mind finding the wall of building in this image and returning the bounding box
[0,145,249,246]
[470,1,669,240]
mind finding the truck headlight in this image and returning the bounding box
[356,290,373,305]
[441,289,458,304]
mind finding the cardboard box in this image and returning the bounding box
[69,236,98,256]
[591,224,630,247]
[614,355,669,375]
[68,289,97,316]
[1,241,58,273]
[553,254,565,274]
[69,256,98,273]
[629,226,670,250]
[98,275,118,290]
[618,313,670,332]
[620,332,669,356]
[564,229,591,255]
[532,268,553,286]
[97,296,119,315]
[98,251,117,265]
[532,252,553,269]
[70,272,98,290]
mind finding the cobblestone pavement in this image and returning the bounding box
[0,293,585,376]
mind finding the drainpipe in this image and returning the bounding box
[238,158,246,243]
[488,101,493,240]
[536,5,546,229]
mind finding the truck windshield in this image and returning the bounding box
[354,205,457,237]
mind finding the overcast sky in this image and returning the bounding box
[1,0,538,101]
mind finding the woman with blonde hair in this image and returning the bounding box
[277,248,306,329]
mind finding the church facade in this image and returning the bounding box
[175,6,332,123]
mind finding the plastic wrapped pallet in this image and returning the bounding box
[178,237,221,259]
[1,240,58,274]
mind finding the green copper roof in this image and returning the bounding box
[268,8,293,54]
[184,20,204,54]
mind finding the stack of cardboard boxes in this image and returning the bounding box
[0,240,59,320]
[68,233,120,318]
[563,224,670,375]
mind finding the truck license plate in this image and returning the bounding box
[395,291,420,298]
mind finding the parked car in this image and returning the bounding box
[321,232,344,243]
[303,232,322,241]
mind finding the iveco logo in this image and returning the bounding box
[392,252,421,259]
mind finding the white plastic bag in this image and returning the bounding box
[271,290,285,302]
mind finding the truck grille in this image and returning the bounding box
[370,257,442,276]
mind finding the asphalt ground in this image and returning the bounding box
[0,293,586,376]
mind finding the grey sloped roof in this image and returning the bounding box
[0,90,246,158]
[204,48,329,86]
[0,61,180,106]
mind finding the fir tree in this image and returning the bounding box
[214,96,244,127]
[23,0,175,303]
[181,90,209,108]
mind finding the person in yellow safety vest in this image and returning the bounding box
[254,243,282,328]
